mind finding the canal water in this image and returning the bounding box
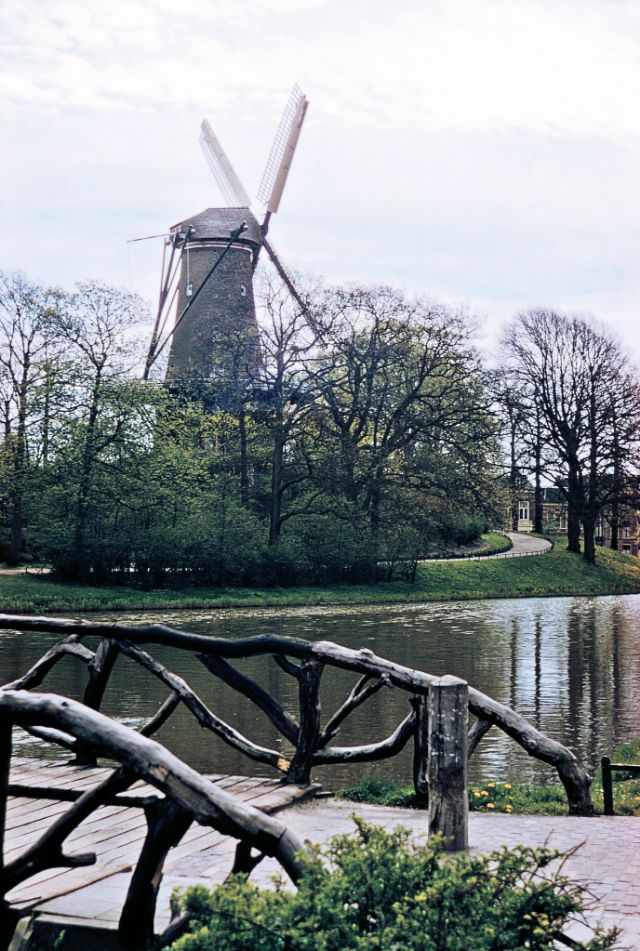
[1,594,639,789]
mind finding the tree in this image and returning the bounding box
[0,272,63,563]
[254,272,325,545]
[502,310,640,564]
[46,281,148,577]
[311,286,497,565]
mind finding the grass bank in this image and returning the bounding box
[338,737,640,816]
[0,538,639,615]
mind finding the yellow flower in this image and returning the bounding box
[505,804,513,813]
[503,783,512,789]
[473,791,481,798]
[481,790,489,797]
[486,802,495,809]
[486,782,495,788]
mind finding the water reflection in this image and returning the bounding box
[1,595,639,789]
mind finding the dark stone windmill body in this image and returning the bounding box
[145,86,309,410]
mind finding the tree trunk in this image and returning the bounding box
[73,370,103,573]
[238,407,249,509]
[566,464,582,554]
[7,365,30,565]
[268,425,284,546]
[610,503,619,550]
[582,513,596,565]
[533,407,543,534]
[509,428,519,531]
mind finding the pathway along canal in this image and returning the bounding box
[1,594,639,789]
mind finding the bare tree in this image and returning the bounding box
[503,310,640,563]
[255,272,326,544]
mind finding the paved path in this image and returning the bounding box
[247,802,640,948]
[421,531,552,563]
[24,799,640,949]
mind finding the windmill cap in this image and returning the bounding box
[171,207,262,247]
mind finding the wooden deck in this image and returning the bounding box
[5,758,319,916]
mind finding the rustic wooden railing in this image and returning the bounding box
[0,613,593,814]
[0,612,595,947]
[600,755,640,815]
[0,691,305,951]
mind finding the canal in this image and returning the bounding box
[1,593,639,789]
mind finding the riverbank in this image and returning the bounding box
[339,735,640,817]
[1,538,639,614]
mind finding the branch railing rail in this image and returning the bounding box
[0,691,305,951]
[0,614,593,815]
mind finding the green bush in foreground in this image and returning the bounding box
[168,819,617,951]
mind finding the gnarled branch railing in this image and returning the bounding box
[0,690,304,951]
[0,613,594,816]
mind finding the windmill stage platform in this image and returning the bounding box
[6,758,319,950]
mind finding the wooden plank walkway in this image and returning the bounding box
[5,758,319,913]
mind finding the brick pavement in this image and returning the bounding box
[25,801,640,950]
[247,802,640,949]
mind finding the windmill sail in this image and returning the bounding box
[257,85,309,215]
[155,85,309,407]
[200,120,251,207]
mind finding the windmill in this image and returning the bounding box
[144,85,309,410]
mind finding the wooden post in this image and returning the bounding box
[76,638,118,766]
[428,675,468,851]
[119,799,192,951]
[411,695,429,808]
[288,660,323,784]
[601,756,614,815]
[0,722,10,867]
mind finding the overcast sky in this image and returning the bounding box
[2,0,639,361]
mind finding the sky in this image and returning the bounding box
[1,0,639,361]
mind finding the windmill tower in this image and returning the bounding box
[144,85,309,410]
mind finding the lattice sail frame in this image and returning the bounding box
[199,119,251,207]
[257,84,309,214]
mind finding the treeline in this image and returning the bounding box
[0,270,638,585]
[0,273,498,585]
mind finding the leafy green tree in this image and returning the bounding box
[46,281,148,577]
[312,286,497,567]
[0,272,64,563]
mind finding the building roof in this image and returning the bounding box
[171,207,263,247]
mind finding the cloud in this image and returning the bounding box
[2,0,640,143]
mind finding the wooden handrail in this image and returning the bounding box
[0,613,594,815]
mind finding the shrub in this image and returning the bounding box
[169,819,617,951]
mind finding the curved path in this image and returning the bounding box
[495,531,552,557]
[421,531,552,564]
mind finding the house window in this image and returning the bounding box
[518,501,529,522]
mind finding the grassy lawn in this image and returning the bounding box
[338,737,640,816]
[0,538,639,615]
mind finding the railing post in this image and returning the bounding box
[601,756,614,815]
[75,639,118,766]
[288,660,323,785]
[411,695,429,808]
[0,721,11,867]
[428,675,468,851]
